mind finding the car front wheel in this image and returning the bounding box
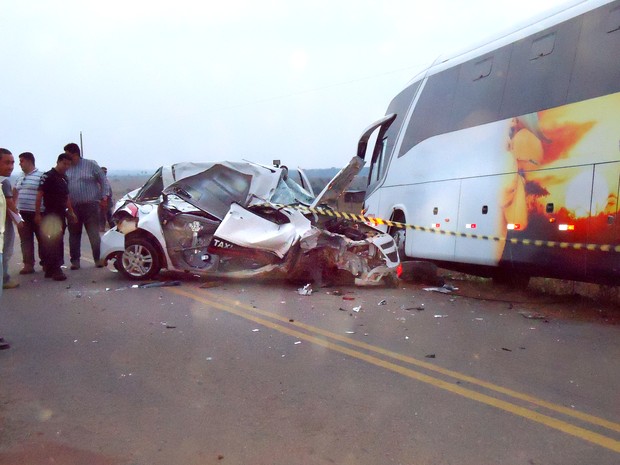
[119,237,161,280]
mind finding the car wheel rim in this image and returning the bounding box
[122,244,153,277]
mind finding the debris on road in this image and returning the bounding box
[298,284,313,296]
[425,354,436,358]
[424,284,458,294]
[434,314,448,318]
[138,280,182,289]
[518,311,547,320]
[352,306,361,313]
[343,296,355,301]
[377,299,387,306]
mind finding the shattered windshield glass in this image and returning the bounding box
[271,175,315,205]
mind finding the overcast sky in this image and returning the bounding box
[1,0,570,172]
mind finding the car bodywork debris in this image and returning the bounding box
[298,284,313,295]
[138,280,181,288]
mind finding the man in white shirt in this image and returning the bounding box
[13,152,44,275]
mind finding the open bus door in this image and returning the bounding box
[361,114,397,192]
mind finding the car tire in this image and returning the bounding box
[119,237,161,280]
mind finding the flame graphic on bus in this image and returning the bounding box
[506,92,619,245]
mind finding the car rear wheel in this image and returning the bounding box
[119,237,161,280]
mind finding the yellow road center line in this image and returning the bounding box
[196,290,620,434]
[169,287,620,453]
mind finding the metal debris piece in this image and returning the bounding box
[298,283,313,296]
[328,290,343,296]
[252,329,260,332]
[434,314,448,318]
[502,347,512,352]
[377,299,387,306]
[294,341,302,345]
[424,286,452,294]
[352,306,361,313]
[138,280,181,288]
[345,331,355,334]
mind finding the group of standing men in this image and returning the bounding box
[0,143,111,282]
[0,144,112,349]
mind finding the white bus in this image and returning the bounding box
[360,0,620,286]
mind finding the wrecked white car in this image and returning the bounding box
[101,158,399,286]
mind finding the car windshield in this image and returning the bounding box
[271,174,315,205]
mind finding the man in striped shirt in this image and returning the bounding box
[64,143,109,269]
[13,152,44,275]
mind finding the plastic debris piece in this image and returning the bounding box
[338,307,347,312]
[166,325,176,329]
[475,317,484,321]
[377,299,387,306]
[425,354,436,358]
[138,280,181,288]
[342,296,355,301]
[502,347,512,352]
[352,306,361,313]
[328,290,343,296]
[294,341,302,345]
[345,331,355,334]
[297,283,313,296]
[252,328,260,332]
[434,314,448,318]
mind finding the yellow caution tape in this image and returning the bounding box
[267,203,620,253]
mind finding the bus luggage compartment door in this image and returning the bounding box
[455,174,524,267]
[405,181,459,262]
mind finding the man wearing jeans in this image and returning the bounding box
[64,143,108,269]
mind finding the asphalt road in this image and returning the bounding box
[0,248,619,465]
